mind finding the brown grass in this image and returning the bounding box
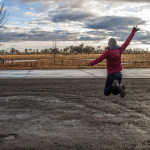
[0,53,150,70]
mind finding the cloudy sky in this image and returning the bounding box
[0,0,150,51]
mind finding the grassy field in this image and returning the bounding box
[0,53,150,70]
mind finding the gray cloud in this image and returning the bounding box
[1,25,150,46]
[51,10,93,22]
[0,26,81,42]
[132,32,150,44]
[86,16,146,30]
[105,30,150,45]
[79,36,104,41]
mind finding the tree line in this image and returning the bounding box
[0,43,149,55]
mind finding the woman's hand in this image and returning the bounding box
[133,26,140,31]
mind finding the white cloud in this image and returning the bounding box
[24,11,44,18]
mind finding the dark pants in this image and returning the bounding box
[104,72,122,96]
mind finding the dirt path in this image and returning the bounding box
[0,78,150,150]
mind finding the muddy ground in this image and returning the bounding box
[0,78,150,150]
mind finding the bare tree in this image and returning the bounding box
[0,3,8,26]
[0,2,8,64]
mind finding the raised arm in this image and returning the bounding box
[120,26,140,53]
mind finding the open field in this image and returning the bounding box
[0,53,150,69]
[0,78,150,149]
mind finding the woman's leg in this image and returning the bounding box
[118,72,122,84]
[104,74,114,96]
[111,72,122,95]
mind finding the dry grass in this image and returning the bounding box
[0,53,150,70]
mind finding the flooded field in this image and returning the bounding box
[0,78,150,149]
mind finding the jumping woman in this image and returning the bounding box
[88,26,140,98]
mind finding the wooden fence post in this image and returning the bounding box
[62,59,63,68]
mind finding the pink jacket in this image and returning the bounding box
[89,28,137,74]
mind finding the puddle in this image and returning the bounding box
[5,60,37,63]
[0,134,17,142]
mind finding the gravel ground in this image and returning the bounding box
[0,78,150,150]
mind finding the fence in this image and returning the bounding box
[1,56,150,69]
